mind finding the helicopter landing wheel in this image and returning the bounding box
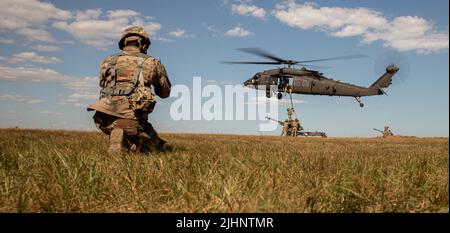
[354,97,364,108]
[277,92,283,99]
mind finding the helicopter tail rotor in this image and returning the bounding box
[370,64,400,89]
[374,50,410,86]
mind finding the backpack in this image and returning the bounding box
[100,52,156,113]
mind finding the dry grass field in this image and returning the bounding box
[0,128,448,213]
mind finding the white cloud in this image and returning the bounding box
[63,77,98,91]
[53,8,162,49]
[0,37,15,44]
[225,26,254,37]
[168,28,193,38]
[153,36,174,42]
[10,52,62,64]
[0,94,47,104]
[202,23,222,38]
[31,45,62,52]
[27,99,47,104]
[107,9,139,19]
[61,77,99,107]
[75,9,102,21]
[0,0,71,30]
[362,16,449,54]
[0,0,70,43]
[67,93,98,100]
[272,1,449,53]
[278,98,307,106]
[62,40,75,45]
[0,65,72,82]
[17,28,55,43]
[231,3,266,19]
[0,63,97,107]
[40,110,63,116]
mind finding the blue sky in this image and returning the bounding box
[0,0,448,137]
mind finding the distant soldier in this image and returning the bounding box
[87,26,171,154]
[291,118,299,137]
[281,119,290,136]
[287,107,294,120]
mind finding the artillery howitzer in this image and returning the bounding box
[266,116,327,138]
[373,128,384,134]
[373,128,394,138]
[266,116,284,126]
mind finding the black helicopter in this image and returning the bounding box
[223,48,399,107]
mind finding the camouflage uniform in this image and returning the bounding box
[87,26,171,154]
[280,108,296,137]
[281,120,290,136]
[291,119,299,137]
[287,108,294,120]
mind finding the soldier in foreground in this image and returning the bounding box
[87,26,171,154]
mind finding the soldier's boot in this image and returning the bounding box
[109,128,124,155]
[155,138,175,152]
[158,143,174,152]
[137,135,173,154]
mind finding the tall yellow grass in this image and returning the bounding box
[0,128,448,212]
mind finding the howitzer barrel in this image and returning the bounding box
[266,116,284,125]
[373,128,383,133]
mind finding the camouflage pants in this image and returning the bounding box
[93,111,166,153]
[282,124,291,136]
[291,126,298,137]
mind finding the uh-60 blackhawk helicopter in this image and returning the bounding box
[223,48,399,107]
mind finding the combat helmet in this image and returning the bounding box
[118,26,151,51]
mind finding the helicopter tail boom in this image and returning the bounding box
[370,65,399,90]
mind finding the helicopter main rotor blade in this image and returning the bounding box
[295,54,369,64]
[222,61,282,65]
[236,48,287,63]
[299,64,333,69]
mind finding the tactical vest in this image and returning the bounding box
[100,51,156,114]
[100,51,149,97]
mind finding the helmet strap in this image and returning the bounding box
[139,40,149,54]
